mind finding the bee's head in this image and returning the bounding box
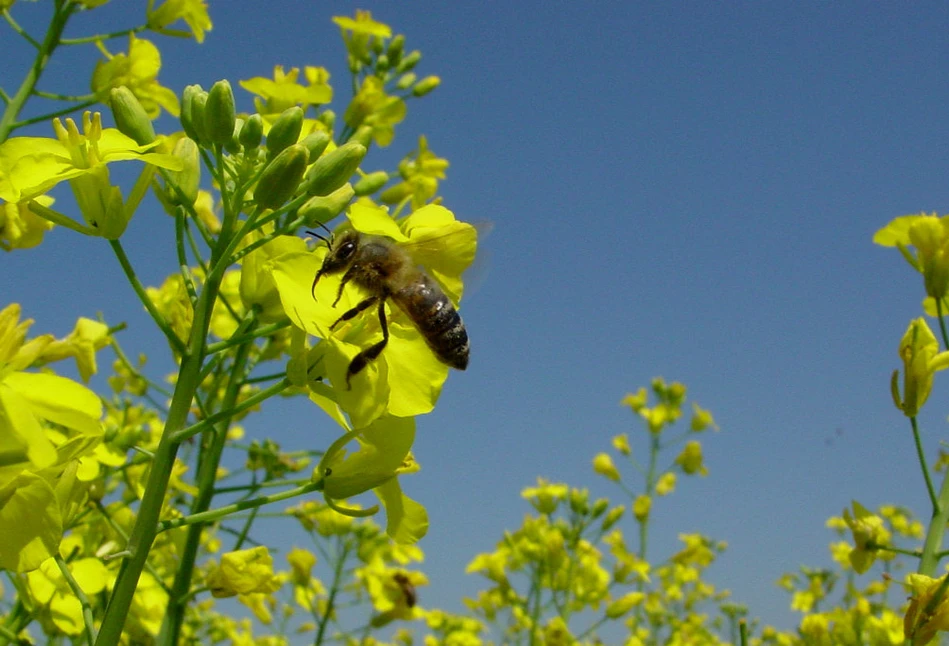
[309,228,360,299]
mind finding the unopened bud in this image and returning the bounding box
[379,182,412,204]
[168,137,200,206]
[412,76,440,97]
[182,85,209,144]
[396,73,416,91]
[319,109,336,131]
[266,106,304,157]
[225,118,243,155]
[305,142,366,196]
[376,54,390,71]
[298,183,355,227]
[387,35,405,63]
[205,80,236,146]
[255,144,309,210]
[240,114,264,150]
[109,86,155,145]
[396,50,421,73]
[353,171,389,196]
[300,131,330,160]
[347,125,373,149]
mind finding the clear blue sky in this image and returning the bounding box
[7,1,949,636]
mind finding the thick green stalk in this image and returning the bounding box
[94,273,224,645]
[157,333,255,643]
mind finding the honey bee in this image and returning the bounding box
[309,227,470,387]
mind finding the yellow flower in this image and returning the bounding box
[892,317,949,417]
[633,494,651,523]
[380,136,450,209]
[690,403,718,431]
[38,317,110,382]
[0,195,55,251]
[904,573,949,645]
[875,212,949,300]
[91,35,180,118]
[26,557,109,635]
[521,477,568,515]
[0,112,181,239]
[612,432,631,455]
[240,65,333,116]
[206,546,282,598]
[344,76,406,147]
[842,501,889,574]
[655,472,676,496]
[146,0,213,43]
[674,440,708,476]
[593,452,621,481]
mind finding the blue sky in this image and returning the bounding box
[6,1,949,637]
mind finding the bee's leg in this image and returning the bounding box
[332,265,359,307]
[329,295,378,331]
[345,299,390,389]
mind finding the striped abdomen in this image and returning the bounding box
[392,273,469,370]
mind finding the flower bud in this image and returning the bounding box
[387,35,405,63]
[633,494,651,523]
[600,506,625,532]
[240,114,264,150]
[376,54,390,71]
[412,76,440,97]
[347,125,373,149]
[298,183,355,227]
[205,80,236,146]
[300,131,331,160]
[396,50,421,73]
[379,182,412,204]
[225,118,244,155]
[591,498,609,518]
[109,86,155,145]
[319,109,336,131]
[606,592,644,619]
[266,106,304,157]
[255,144,309,210]
[181,85,208,143]
[167,137,201,206]
[396,73,417,91]
[305,142,366,196]
[353,171,389,196]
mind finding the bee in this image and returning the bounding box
[309,227,470,387]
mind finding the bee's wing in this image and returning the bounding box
[397,219,486,305]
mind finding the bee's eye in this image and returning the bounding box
[339,240,356,259]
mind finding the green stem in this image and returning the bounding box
[911,417,938,509]
[95,250,225,645]
[157,480,324,533]
[0,0,76,142]
[173,377,291,442]
[919,467,949,576]
[110,240,186,355]
[936,298,949,350]
[54,555,96,646]
[313,538,352,646]
[158,325,256,642]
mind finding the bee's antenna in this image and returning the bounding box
[311,269,324,301]
[305,222,334,244]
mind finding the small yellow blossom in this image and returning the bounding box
[612,432,631,455]
[146,0,213,43]
[592,452,621,481]
[842,501,890,574]
[674,441,708,476]
[904,573,949,646]
[206,546,282,598]
[91,36,179,118]
[633,494,651,523]
[1,196,55,251]
[655,472,676,496]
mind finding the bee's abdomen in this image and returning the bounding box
[393,274,469,370]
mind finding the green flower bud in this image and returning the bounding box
[387,35,405,63]
[353,171,388,196]
[300,131,330,160]
[379,182,413,204]
[305,142,366,196]
[591,497,609,519]
[395,73,417,91]
[319,109,336,131]
[600,506,625,532]
[255,144,309,210]
[240,114,264,149]
[225,117,244,155]
[396,50,421,73]
[109,86,155,145]
[412,75,441,97]
[205,80,237,146]
[347,125,373,149]
[180,85,205,142]
[376,54,390,71]
[167,137,201,206]
[266,106,304,157]
[298,183,355,227]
